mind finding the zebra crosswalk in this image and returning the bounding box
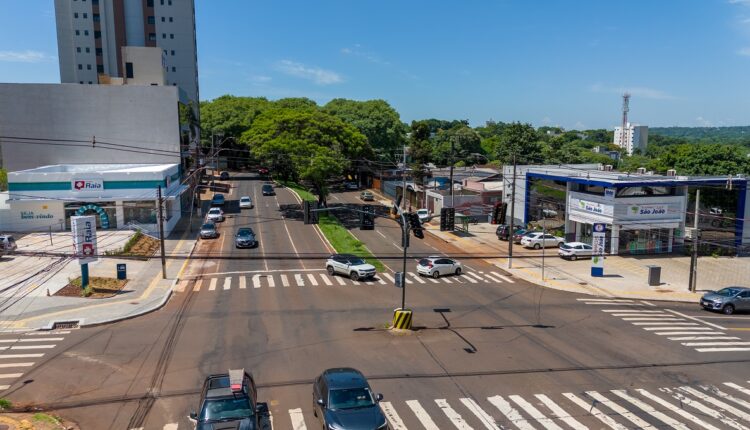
[0,330,71,392]
[173,270,516,293]
[142,380,750,430]
[578,298,750,352]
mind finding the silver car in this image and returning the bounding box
[558,242,593,260]
[700,286,750,315]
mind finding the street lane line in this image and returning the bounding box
[585,302,639,306]
[267,275,275,288]
[631,322,698,326]
[376,231,388,240]
[435,398,474,429]
[408,273,426,284]
[622,317,684,321]
[641,326,709,330]
[640,300,657,306]
[376,276,387,285]
[669,336,741,341]
[319,274,333,286]
[25,331,70,335]
[0,338,63,343]
[662,388,747,430]
[440,277,454,284]
[294,274,305,286]
[460,397,502,430]
[683,342,750,346]
[653,330,721,335]
[469,272,484,281]
[611,389,691,430]
[695,347,750,352]
[463,275,478,284]
[382,273,395,283]
[724,382,750,397]
[380,401,407,430]
[698,385,750,410]
[253,274,262,289]
[163,424,178,430]
[602,309,663,313]
[636,388,720,430]
[579,298,633,302]
[679,386,750,421]
[0,385,9,390]
[564,392,627,430]
[508,395,562,430]
[8,345,55,350]
[334,276,346,285]
[0,373,23,378]
[406,400,439,430]
[491,272,514,283]
[281,274,289,287]
[193,280,202,291]
[534,394,587,430]
[0,354,44,359]
[0,363,33,368]
[306,274,319,286]
[487,395,535,430]
[208,278,217,291]
[586,391,655,429]
[484,274,503,283]
[665,309,726,330]
[612,313,669,317]
[223,277,231,290]
[239,276,246,289]
[288,408,307,430]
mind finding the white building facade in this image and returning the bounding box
[614,123,649,155]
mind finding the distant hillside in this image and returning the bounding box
[650,126,750,142]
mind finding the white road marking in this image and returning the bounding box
[406,399,439,430]
[377,276,387,285]
[564,392,627,430]
[223,277,231,290]
[534,394,587,430]
[435,398,474,429]
[484,274,503,283]
[612,313,670,317]
[611,390,690,430]
[669,336,741,341]
[440,277,454,284]
[684,342,750,346]
[0,354,44,359]
[288,408,307,430]
[698,384,750,410]
[208,278,217,291]
[492,272,515,283]
[643,326,713,331]
[0,362,33,368]
[163,425,178,430]
[0,373,23,378]
[460,397,502,430]
[408,272,425,284]
[380,401,408,430]
[306,274,319,286]
[663,388,749,430]
[584,302,640,306]
[636,389,720,430]
[193,279,202,291]
[724,382,750,397]
[253,274,262,289]
[602,309,663,313]
[622,317,685,321]
[0,384,10,390]
[376,231,388,240]
[463,275,478,284]
[294,274,305,287]
[8,345,55,350]
[665,309,727,330]
[239,276,247,289]
[281,274,290,287]
[382,273,395,283]
[25,331,70,335]
[334,276,346,285]
[319,274,333,286]
[678,386,750,422]
[469,272,484,281]
[487,395,536,430]
[509,395,562,430]
[631,322,698,326]
[267,275,275,288]
[654,331,723,335]
[578,298,633,302]
[0,338,63,343]
[586,391,655,429]
[174,280,187,292]
[640,300,657,306]
[696,347,750,352]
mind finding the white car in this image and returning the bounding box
[558,242,593,260]
[521,232,564,249]
[239,196,253,209]
[417,256,462,278]
[206,207,224,222]
[326,254,376,281]
[416,209,432,223]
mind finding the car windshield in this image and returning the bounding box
[238,229,252,236]
[328,387,375,410]
[241,197,250,202]
[418,258,430,266]
[263,185,272,190]
[348,258,366,265]
[715,287,742,297]
[201,224,215,230]
[561,244,574,250]
[209,208,220,213]
[199,397,254,421]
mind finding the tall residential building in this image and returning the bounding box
[54,0,199,107]
[614,123,648,156]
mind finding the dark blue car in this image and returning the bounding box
[313,368,388,430]
[190,369,261,430]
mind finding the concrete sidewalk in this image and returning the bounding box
[0,217,198,332]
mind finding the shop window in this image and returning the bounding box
[123,201,157,224]
[616,186,673,197]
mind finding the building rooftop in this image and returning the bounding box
[516,165,747,186]
[10,163,177,175]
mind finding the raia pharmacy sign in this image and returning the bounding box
[71,179,104,192]
[71,215,98,265]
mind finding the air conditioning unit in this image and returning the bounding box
[666,169,676,176]
[604,165,613,171]
[636,167,647,174]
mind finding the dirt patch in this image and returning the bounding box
[0,412,78,429]
[54,276,129,298]
[104,232,159,258]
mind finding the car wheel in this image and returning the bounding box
[327,266,335,276]
[558,242,564,248]
[533,243,541,250]
[455,267,462,276]
[432,271,440,279]
[571,254,578,261]
[350,272,360,281]
[723,304,735,315]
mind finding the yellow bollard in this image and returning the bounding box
[391,308,412,330]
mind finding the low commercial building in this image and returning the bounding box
[4,164,187,236]
[503,165,749,255]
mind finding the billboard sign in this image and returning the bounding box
[628,204,668,217]
[71,179,104,192]
[591,222,606,277]
[71,215,98,265]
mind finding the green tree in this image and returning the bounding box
[408,121,433,204]
[322,99,406,153]
[495,122,545,164]
[273,97,319,111]
[432,126,483,165]
[199,95,271,144]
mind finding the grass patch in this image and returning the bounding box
[104,231,159,257]
[278,180,316,202]
[0,397,11,410]
[319,213,385,272]
[33,413,61,425]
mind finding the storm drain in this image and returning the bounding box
[52,320,80,329]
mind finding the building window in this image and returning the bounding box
[83,13,88,18]
[85,47,90,53]
[78,64,83,70]
[168,0,172,5]
[160,0,164,4]
[80,81,84,84]
[75,30,80,35]
[93,14,100,22]
[94,30,101,38]
[161,16,165,22]
[148,33,156,41]
[88,81,93,84]
[74,12,79,18]
[96,48,102,56]
[97,65,104,73]
[170,50,175,56]
[92,0,99,4]
[84,30,89,36]
[123,201,157,224]
[148,16,155,24]
[171,66,176,72]
[125,62,134,78]
[169,17,173,22]
[163,49,168,56]
[170,33,174,39]
[76,47,81,53]
[147,0,154,7]
[162,33,166,39]
[87,64,92,70]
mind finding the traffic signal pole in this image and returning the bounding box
[400,212,408,310]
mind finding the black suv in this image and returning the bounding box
[496,224,512,240]
[313,368,388,430]
[190,369,261,429]
[261,184,275,196]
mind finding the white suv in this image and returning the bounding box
[326,254,376,281]
[206,207,224,222]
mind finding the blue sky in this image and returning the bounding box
[1,1,750,129]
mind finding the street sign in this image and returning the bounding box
[71,215,98,265]
[591,222,606,277]
[395,272,403,288]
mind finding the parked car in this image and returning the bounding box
[189,368,260,429]
[0,235,17,256]
[512,229,531,244]
[344,181,359,190]
[239,196,254,209]
[261,184,275,196]
[700,286,750,315]
[416,209,432,223]
[206,207,224,222]
[521,232,565,249]
[360,191,374,201]
[200,222,218,239]
[496,224,523,241]
[558,242,593,260]
[219,171,230,180]
[312,368,387,430]
[235,227,258,248]
[258,167,269,176]
[326,254,376,281]
[211,193,225,206]
[417,256,462,278]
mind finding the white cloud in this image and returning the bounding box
[738,47,750,56]
[0,50,53,63]
[340,45,389,65]
[589,83,676,100]
[729,0,750,4]
[695,116,714,127]
[248,75,272,83]
[275,60,342,85]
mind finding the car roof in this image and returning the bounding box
[565,242,588,246]
[208,207,221,211]
[323,368,368,389]
[240,196,251,199]
[237,227,253,233]
[201,223,215,228]
[204,372,252,399]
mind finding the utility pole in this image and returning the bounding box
[400,212,408,310]
[449,136,456,207]
[688,188,700,292]
[508,153,517,269]
[157,185,167,279]
[401,144,408,211]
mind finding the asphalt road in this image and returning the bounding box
[3,176,750,429]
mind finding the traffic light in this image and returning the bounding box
[303,201,319,224]
[408,212,424,239]
[360,205,374,230]
[440,207,455,231]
